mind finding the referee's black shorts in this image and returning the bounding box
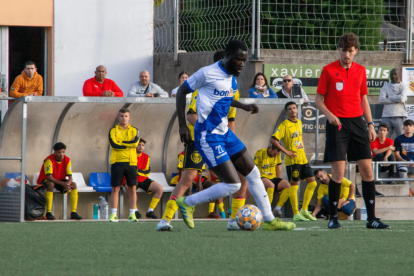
[324,116,372,163]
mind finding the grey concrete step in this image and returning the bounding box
[375,185,410,197]
[356,197,414,208]
[373,208,414,220]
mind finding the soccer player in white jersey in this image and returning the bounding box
[174,40,295,231]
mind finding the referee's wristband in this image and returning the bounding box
[367,122,374,127]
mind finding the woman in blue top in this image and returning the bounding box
[249,73,277,98]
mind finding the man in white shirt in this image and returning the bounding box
[379,68,408,138]
[127,71,169,98]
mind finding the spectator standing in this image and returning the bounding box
[108,108,140,222]
[371,123,395,182]
[276,75,309,102]
[10,61,43,98]
[172,71,192,99]
[379,68,407,138]
[127,71,168,98]
[394,119,414,185]
[249,73,277,98]
[83,65,123,97]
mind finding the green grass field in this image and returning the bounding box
[1,220,413,276]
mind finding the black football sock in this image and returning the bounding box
[328,178,341,218]
[362,180,376,221]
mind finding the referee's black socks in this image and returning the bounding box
[362,180,376,221]
[328,178,341,218]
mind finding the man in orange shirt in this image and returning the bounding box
[10,61,43,98]
[83,65,123,97]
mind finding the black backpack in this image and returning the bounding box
[25,184,46,220]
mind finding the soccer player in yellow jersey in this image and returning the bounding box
[313,169,356,220]
[252,146,291,205]
[271,101,318,222]
[156,51,238,231]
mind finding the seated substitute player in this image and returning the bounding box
[315,33,389,229]
[251,145,290,206]
[271,101,318,222]
[313,169,356,220]
[371,123,395,182]
[108,108,140,222]
[123,139,164,219]
[394,119,414,185]
[37,142,82,220]
[156,50,242,231]
[174,40,295,231]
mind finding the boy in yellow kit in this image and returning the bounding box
[313,169,356,219]
[271,101,318,222]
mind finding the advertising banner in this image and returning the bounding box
[264,64,394,95]
[402,67,414,96]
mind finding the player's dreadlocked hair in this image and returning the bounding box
[225,40,247,55]
[338,33,360,50]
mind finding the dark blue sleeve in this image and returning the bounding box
[268,87,277,98]
[394,137,401,153]
[249,87,263,98]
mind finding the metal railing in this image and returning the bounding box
[155,0,411,61]
[374,161,414,182]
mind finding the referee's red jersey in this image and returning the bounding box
[317,60,368,118]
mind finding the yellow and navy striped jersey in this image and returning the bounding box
[317,174,355,204]
[254,148,282,179]
[272,119,307,166]
[109,124,140,165]
[187,89,240,141]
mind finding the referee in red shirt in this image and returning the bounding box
[315,33,390,229]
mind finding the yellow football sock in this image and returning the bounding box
[302,181,317,211]
[289,185,299,215]
[70,189,78,212]
[277,188,289,208]
[149,197,160,210]
[217,202,225,212]
[208,202,215,213]
[266,188,274,205]
[46,191,53,213]
[230,198,246,219]
[161,200,178,221]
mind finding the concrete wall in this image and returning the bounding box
[54,0,154,97]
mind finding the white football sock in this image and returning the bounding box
[185,183,241,206]
[245,166,275,222]
[274,206,282,211]
[129,209,136,216]
[147,207,154,212]
[111,208,117,215]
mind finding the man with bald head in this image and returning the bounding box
[379,68,408,137]
[83,65,124,97]
[276,75,309,102]
[127,70,168,97]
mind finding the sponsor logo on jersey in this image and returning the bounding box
[216,152,228,159]
[294,140,304,150]
[291,131,298,138]
[213,88,233,97]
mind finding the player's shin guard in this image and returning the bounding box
[266,188,274,205]
[185,183,241,206]
[277,189,289,208]
[230,197,246,219]
[289,185,299,215]
[46,191,53,213]
[162,199,178,222]
[208,202,215,213]
[328,178,342,218]
[245,166,274,222]
[302,181,317,211]
[362,180,376,221]
[70,189,78,212]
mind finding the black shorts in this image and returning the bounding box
[324,116,372,163]
[138,178,154,193]
[266,177,283,191]
[286,164,313,183]
[183,142,205,171]
[41,179,69,194]
[111,162,137,187]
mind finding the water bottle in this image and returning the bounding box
[99,196,108,220]
[93,204,99,219]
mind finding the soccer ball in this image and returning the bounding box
[236,204,263,231]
